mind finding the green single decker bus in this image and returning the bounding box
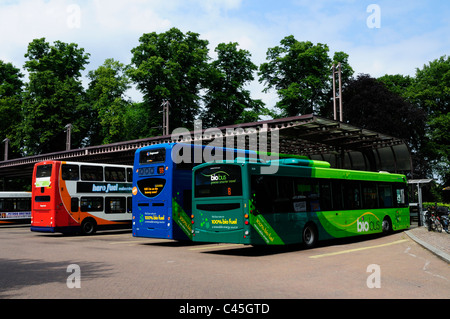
[191,157,410,248]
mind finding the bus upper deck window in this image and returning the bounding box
[62,164,79,180]
[81,165,104,181]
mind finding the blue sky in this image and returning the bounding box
[0,0,449,107]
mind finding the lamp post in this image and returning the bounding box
[65,124,72,151]
[332,63,343,122]
[162,100,170,136]
[2,138,9,161]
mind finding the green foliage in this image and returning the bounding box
[408,55,450,116]
[0,61,23,159]
[17,38,90,155]
[128,27,210,134]
[86,58,131,145]
[407,56,450,186]
[344,74,427,150]
[259,36,353,117]
[0,31,448,190]
[201,42,264,127]
[377,74,413,98]
[423,202,450,209]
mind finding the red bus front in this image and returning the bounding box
[31,161,74,233]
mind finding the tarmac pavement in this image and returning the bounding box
[406,226,450,263]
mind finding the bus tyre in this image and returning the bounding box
[382,217,392,234]
[302,223,318,249]
[81,218,96,235]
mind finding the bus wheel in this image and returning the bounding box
[81,218,97,235]
[382,217,392,234]
[302,223,318,249]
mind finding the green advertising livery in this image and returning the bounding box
[191,158,410,247]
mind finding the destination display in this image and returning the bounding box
[195,165,242,197]
[137,178,166,198]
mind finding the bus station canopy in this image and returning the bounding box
[209,114,412,173]
[0,114,412,179]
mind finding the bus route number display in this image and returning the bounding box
[195,165,242,197]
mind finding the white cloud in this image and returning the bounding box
[349,25,450,77]
[0,0,448,107]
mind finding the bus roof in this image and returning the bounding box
[193,157,407,183]
[34,160,132,168]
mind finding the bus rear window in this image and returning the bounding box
[36,165,52,178]
[35,196,51,202]
[140,148,166,164]
[195,165,242,198]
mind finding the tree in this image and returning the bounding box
[377,74,413,98]
[427,112,450,185]
[201,42,265,127]
[86,58,131,145]
[18,38,90,155]
[342,74,427,177]
[129,28,210,136]
[343,74,426,149]
[259,36,350,117]
[0,60,23,159]
[406,56,450,183]
[408,55,450,116]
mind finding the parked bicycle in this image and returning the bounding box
[425,204,449,233]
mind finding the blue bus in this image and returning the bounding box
[132,143,254,240]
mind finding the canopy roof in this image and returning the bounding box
[0,114,412,179]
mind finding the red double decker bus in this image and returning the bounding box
[31,160,133,235]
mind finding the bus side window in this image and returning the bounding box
[319,181,333,211]
[251,175,276,214]
[362,183,378,209]
[395,186,407,208]
[105,197,126,214]
[80,197,103,212]
[71,197,79,212]
[276,177,293,213]
[127,197,132,213]
[105,167,126,182]
[62,164,80,180]
[378,184,393,208]
[127,168,133,183]
[343,182,361,210]
[81,165,103,181]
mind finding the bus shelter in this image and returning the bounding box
[408,179,434,226]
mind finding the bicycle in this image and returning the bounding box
[437,207,449,234]
[430,212,443,233]
[426,205,443,233]
[441,214,450,234]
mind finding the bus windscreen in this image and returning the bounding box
[195,165,242,198]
